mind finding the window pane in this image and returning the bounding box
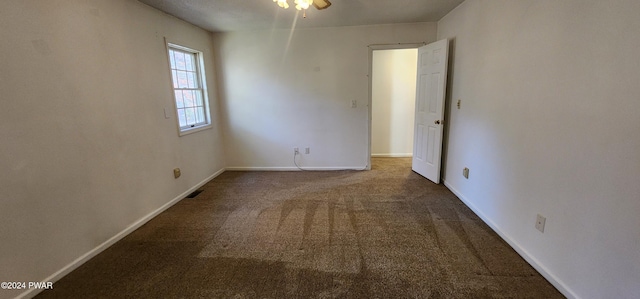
[185,108,196,125]
[177,71,188,88]
[171,70,178,88]
[187,72,197,88]
[175,52,186,70]
[195,91,203,106]
[177,109,187,127]
[197,107,205,123]
[183,90,194,107]
[174,91,184,108]
[185,53,194,72]
[169,50,176,69]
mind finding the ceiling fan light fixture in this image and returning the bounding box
[273,0,290,9]
[294,0,313,10]
[272,0,330,18]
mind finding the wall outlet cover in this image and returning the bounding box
[535,214,546,233]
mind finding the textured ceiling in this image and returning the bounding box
[138,0,464,32]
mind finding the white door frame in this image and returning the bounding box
[367,43,426,170]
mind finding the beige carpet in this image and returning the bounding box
[37,158,563,298]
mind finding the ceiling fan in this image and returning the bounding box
[311,0,332,10]
[273,0,332,17]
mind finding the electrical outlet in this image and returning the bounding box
[535,214,546,233]
[457,99,461,109]
[294,147,299,155]
[305,147,310,154]
[173,168,181,179]
[351,100,357,108]
[463,167,469,179]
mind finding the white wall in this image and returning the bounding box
[213,23,436,169]
[0,1,225,298]
[371,49,417,157]
[437,1,640,298]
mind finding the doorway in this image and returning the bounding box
[371,48,418,158]
[367,40,449,184]
[367,43,424,170]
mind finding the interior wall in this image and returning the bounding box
[213,23,437,169]
[437,1,640,298]
[371,49,417,157]
[0,1,225,297]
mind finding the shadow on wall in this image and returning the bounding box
[441,38,456,181]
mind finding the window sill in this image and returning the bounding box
[178,124,213,137]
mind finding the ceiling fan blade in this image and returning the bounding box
[312,0,331,10]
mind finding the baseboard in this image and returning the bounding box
[443,180,578,299]
[18,168,226,299]
[225,166,367,171]
[371,153,413,158]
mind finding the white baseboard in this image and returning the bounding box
[371,153,413,158]
[19,168,226,299]
[225,166,367,171]
[443,180,578,299]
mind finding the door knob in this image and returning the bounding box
[435,120,441,125]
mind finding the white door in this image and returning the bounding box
[412,39,449,183]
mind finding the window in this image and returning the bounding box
[167,43,211,135]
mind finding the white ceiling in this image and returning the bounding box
[137,0,464,32]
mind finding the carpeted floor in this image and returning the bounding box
[36,158,563,298]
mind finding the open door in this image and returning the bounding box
[412,39,449,183]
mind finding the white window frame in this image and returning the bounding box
[166,42,212,136]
